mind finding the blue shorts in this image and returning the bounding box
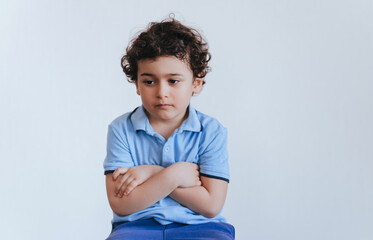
[106,218,235,240]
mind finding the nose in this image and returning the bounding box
[157,81,169,99]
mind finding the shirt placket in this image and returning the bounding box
[162,138,174,167]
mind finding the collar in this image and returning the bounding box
[130,105,152,133]
[178,105,202,133]
[130,105,202,134]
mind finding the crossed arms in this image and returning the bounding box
[105,162,228,218]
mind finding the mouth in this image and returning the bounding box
[155,104,172,108]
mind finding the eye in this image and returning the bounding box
[169,79,180,84]
[143,80,154,85]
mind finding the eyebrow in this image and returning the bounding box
[139,73,183,77]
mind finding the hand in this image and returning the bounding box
[113,165,163,197]
[170,162,201,188]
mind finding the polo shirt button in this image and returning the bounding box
[165,147,169,152]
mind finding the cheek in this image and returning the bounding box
[175,88,193,101]
[140,93,151,104]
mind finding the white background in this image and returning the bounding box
[1,0,372,239]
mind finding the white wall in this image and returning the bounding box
[1,0,372,239]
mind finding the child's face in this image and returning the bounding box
[136,56,203,126]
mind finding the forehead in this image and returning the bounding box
[137,56,192,76]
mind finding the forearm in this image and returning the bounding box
[169,177,228,218]
[107,166,179,216]
[170,186,217,218]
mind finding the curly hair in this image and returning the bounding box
[121,17,211,84]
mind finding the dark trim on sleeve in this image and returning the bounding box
[104,170,115,175]
[200,173,229,183]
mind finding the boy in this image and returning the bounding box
[104,17,235,240]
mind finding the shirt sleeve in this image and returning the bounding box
[103,123,134,175]
[198,127,230,183]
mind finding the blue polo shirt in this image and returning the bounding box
[103,105,230,225]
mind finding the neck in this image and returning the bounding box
[147,108,189,140]
[152,124,177,140]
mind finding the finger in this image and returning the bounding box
[113,174,124,197]
[119,177,134,197]
[113,175,124,196]
[113,167,129,180]
[119,175,137,196]
[124,180,139,195]
[195,175,201,185]
[192,163,199,170]
[115,173,131,195]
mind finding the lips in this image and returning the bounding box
[155,104,172,108]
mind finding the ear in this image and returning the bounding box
[192,78,204,94]
[135,81,140,95]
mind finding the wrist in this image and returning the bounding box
[151,165,164,174]
[165,164,182,187]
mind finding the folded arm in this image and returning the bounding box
[109,164,228,218]
[106,162,200,216]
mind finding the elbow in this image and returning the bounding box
[201,206,222,219]
[108,196,131,217]
[111,204,125,216]
[113,209,129,217]
[111,204,132,217]
[203,212,219,219]
[108,199,122,216]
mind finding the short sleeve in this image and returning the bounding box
[198,127,230,183]
[103,123,134,175]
